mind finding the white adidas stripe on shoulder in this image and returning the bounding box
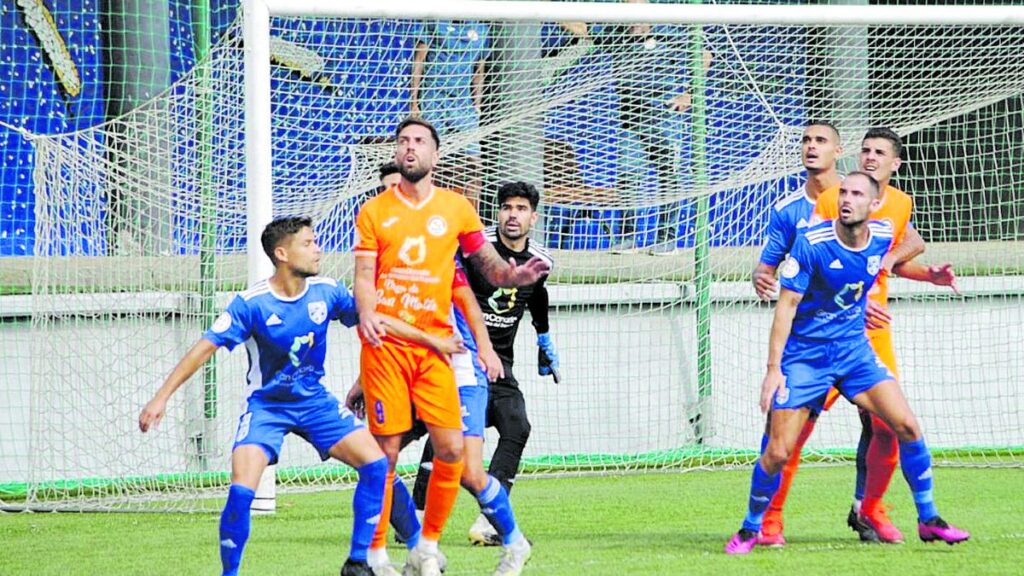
[868,221,894,236]
[240,280,270,301]
[805,229,837,245]
[773,189,807,211]
[528,242,554,267]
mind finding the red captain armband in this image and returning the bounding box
[458,230,487,256]
[452,268,469,289]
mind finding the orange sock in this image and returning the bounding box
[421,458,464,541]
[862,414,899,516]
[370,470,395,550]
[766,416,817,519]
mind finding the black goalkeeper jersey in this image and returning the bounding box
[463,227,554,386]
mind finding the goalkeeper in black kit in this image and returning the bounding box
[410,181,559,546]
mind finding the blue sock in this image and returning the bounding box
[899,438,939,522]
[476,475,522,545]
[389,473,421,549]
[350,457,388,561]
[759,432,769,455]
[742,461,781,532]
[220,484,255,576]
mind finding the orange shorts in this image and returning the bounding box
[360,340,460,435]
[822,328,900,411]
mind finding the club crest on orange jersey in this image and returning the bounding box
[427,215,448,237]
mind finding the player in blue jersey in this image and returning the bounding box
[138,217,464,576]
[753,121,843,300]
[726,172,969,555]
[750,120,847,547]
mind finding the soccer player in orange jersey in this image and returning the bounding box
[353,117,549,576]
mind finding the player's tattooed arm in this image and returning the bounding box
[466,243,550,288]
[354,256,386,346]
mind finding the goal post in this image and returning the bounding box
[3,1,1024,512]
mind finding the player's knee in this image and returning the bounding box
[460,464,488,494]
[889,415,922,442]
[431,437,463,463]
[504,415,531,445]
[762,444,791,472]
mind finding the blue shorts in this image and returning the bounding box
[232,393,364,464]
[459,385,488,437]
[774,336,895,412]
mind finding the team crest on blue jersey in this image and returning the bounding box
[307,301,327,324]
[866,255,882,275]
[834,281,865,310]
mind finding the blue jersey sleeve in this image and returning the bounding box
[758,209,792,267]
[779,235,815,295]
[333,285,359,328]
[203,295,252,350]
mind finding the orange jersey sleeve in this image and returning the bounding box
[354,187,484,338]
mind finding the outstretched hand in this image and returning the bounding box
[928,263,960,295]
[509,256,550,287]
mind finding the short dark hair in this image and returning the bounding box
[805,120,840,142]
[378,161,399,182]
[496,181,541,211]
[844,170,880,197]
[396,116,441,148]
[261,216,312,265]
[863,127,903,159]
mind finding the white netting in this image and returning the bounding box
[4,5,1024,511]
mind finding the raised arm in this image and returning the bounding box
[354,255,387,347]
[410,40,429,116]
[760,289,801,413]
[465,242,550,288]
[472,57,486,113]
[139,338,219,432]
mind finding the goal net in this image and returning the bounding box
[3,0,1024,511]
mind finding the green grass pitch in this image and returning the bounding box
[3,467,1022,575]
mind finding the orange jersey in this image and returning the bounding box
[813,184,914,306]
[354,186,485,338]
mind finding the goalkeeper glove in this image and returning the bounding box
[537,332,560,383]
